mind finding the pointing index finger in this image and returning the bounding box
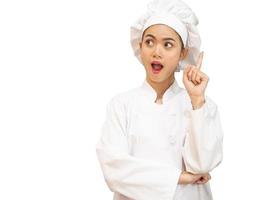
[196,51,204,69]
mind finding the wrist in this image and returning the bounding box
[190,95,205,110]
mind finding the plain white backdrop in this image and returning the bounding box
[1,0,267,199]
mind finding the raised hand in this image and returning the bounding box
[182,52,209,109]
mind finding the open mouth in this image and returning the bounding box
[151,61,164,74]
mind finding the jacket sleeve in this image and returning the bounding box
[182,96,224,174]
[96,97,182,200]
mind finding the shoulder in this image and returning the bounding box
[106,86,140,111]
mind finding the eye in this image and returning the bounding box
[165,42,173,48]
[145,39,153,46]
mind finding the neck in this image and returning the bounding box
[146,75,175,99]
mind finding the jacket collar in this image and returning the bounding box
[140,78,182,104]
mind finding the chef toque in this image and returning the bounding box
[130,0,201,72]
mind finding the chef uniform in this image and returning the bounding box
[96,79,223,200]
[96,0,223,199]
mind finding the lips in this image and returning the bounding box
[151,61,164,73]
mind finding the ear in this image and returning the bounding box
[180,48,189,60]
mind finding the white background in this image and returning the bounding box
[0,0,267,199]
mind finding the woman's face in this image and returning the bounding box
[140,24,187,83]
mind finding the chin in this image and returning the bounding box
[147,75,167,83]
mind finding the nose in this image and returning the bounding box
[152,44,162,59]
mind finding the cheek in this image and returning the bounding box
[140,48,151,62]
[140,52,149,70]
[167,51,181,63]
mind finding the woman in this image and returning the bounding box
[96,0,223,199]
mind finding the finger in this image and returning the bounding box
[183,65,191,73]
[192,68,200,85]
[199,179,208,184]
[196,176,209,184]
[198,71,209,82]
[188,65,195,81]
[203,174,211,183]
[196,70,207,82]
[208,174,211,180]
[204,175,209,181]
[192,68,199,84]
[184,64,194,74]
[185,67,191,81]
[192,174,203,183]
[204,176,210,183]
[195,178,206,184]
[196,51,204,69]
[195,73,201,84]
[183,65,192,80]
[199,174,209,181]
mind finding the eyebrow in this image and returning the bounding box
[144,34,176,42]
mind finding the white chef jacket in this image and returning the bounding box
[96,79,223,200]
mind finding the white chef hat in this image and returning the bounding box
[130,0,201,72]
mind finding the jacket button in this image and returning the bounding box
[185,127,190,133]
[168,134,176,145]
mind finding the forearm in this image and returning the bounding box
[183,97,224,174]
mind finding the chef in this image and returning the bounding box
[96,0,223,199]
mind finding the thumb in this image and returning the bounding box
[192,174,203,182]
[183,65,191,74]
[183,65,192,80]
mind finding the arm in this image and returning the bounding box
[182,96,224,174]
[96,96,182,200]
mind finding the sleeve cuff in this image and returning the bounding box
[189,96,217,119]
